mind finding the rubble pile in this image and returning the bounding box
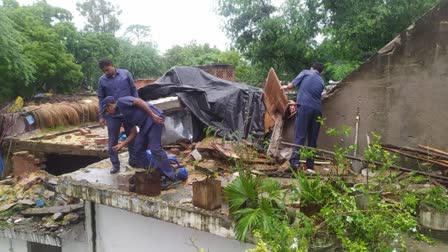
[0,170,83,234]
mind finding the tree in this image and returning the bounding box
[6,2,82,94]
[218,0,276,54]
[124,24,151,44]
[0,8,35,104]
[218,0,440,82]
[164,41,221,67]
[117,39,163,79]
[76,0,121,34]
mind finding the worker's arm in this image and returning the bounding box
[112,126,137,152]
[97,80,106,128]
[127,70,138,98]
[132,98,164,125]
[281,83,295,91]
[282,71,307,91]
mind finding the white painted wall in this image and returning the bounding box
[94,204,253,252]
[0,238,28,252]
[62,240,88,252]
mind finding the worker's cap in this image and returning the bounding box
[100,96,116,114]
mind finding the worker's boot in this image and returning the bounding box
[110,166,120,174]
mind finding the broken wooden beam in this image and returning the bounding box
[383,144,448,161]
[382,147,448,168]
[280,141,448,182]
[418,145,448,159]
[267,113,284,157]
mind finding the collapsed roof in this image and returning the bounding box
[138,67,265,140]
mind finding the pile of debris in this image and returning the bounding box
[0,170,83,234]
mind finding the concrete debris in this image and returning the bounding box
[0,171,84,234]
[52,212,64,221]
[17,199,35,206]
[190,149,202,161]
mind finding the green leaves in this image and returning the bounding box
[224,175,286,241]
[76,0,122,34]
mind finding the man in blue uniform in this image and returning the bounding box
[97,58,138,174]
[100,96,187,185]
[281,62,325,172]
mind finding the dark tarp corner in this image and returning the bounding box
[138,66,265,140]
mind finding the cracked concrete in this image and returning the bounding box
[57,153,238,239]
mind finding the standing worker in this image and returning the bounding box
[281,62,325,172]
[97,57,138,174]
[101,96,188,187]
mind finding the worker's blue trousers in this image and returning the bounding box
[134,122,176,180]
[106,115,137,168]
[289,105,322,169]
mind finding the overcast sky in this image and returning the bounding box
[17,0,232,52]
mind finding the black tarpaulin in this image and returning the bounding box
[138,66,265,140]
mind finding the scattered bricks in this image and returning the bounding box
[74,132,81,136]
[43,134,57,140]
[65,135,72,139]
[85,134,98,138]
[80,140,89,145]
[79,128,91,135]
[192,178,222,210]
[95,137,108,146]
[117,173,136,192]
[11,152,41,177]
[33,158,41,165]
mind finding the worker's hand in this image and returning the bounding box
[152,114,164,125]
[99,118,106,128]
[112,142,125,152]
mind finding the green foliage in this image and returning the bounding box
[116,39,163,79]
[76,0,122,34]
[218,0,439,82]
[292,172,331,207]
[124,24,151,44]
[224,175,286,241]
[0,9,36,104]
[164,41,221,67]
[421,186,448,213]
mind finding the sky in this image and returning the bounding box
[17,0,232,52]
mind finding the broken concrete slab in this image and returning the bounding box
[22,203,83,216]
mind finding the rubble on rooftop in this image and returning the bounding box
[0,170,84,235]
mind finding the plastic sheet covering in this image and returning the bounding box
[139,66,265,140]
[161,109,193,145]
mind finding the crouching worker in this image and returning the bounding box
[100,96,188,188]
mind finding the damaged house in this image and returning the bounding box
[1,0,448,249]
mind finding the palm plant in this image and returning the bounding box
[224,175,286,241]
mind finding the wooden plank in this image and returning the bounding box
[263,68,289,118]
[383,147,448,168]
[418,145,448,159]
[383,144,448,160]
[267,114,284,158]
[22,203,84,216]
[281,141,448,182]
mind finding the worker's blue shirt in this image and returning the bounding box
[291,70,325,111]
[115,96,163,134]
[98,69,138,119]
